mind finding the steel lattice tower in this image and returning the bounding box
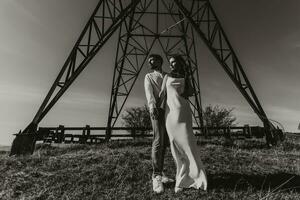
[10,0,278,155]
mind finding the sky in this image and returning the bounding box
[1,0,300,146]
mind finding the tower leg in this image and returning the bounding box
[156,5,204,129]
[180,20,204,129]
[174,0,278,145]
[106,6,156,140]
[10,123,37,156]
[10,0,140,155]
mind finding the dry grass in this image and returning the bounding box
[0,137,299,200]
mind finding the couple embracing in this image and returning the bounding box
[144,54,208,193]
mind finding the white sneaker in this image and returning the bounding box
[161,174,174,183]
[152,175,164,194]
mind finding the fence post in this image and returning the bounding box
[202,126,207,139]
[86,125,90,143]
[227,127,232,140]
[71,134,74,143]
[80,127,86,144]
[58,125,65,143]
[131,129,136,140]
[244,125,251,138]
[224,126,233,144]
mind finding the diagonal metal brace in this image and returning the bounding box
[174,0,277,145]
[10,0,141,156]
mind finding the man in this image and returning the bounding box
[144,54,173,194]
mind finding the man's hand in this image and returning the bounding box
[150,107,159,120]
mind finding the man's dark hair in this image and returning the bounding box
[148,54,163,64]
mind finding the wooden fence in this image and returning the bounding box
[35,125,265,145]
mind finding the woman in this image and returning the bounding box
[159,55,207,193]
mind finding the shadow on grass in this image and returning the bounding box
[159,173,300,194]
[208,172,300,192]
[198,138,300,151]
[197,139,268,150]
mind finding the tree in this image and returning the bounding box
[122,105,151,135]
[121,104,237,134]
[202,105,237,127]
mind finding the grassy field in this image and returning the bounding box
[0,136,299,200]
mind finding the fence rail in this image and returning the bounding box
[35,125,266,145]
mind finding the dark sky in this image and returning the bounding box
[1,0,300,145]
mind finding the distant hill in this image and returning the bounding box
[0,145,10,152]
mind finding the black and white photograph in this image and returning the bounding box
[0,0,299,199]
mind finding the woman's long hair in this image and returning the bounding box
[169,55,187,78]
[169,55,194,97]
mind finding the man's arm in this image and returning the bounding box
[159,74,168,98]
[157,74,168,110]
[144,74,159,120]
[144,74,156,109]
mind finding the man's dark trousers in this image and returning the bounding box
[151,108,169,177]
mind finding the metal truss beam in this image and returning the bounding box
[11,0,280,155]
[10,0,141,155]
[106,0,205,140]
[23,0,141,133]
[174,0,276,144]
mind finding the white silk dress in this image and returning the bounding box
[161,75,207,190]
